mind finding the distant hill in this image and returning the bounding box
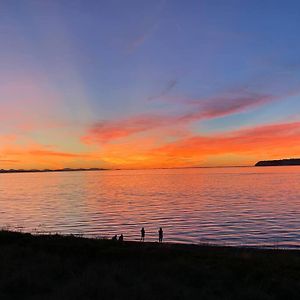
[255,159,300,166]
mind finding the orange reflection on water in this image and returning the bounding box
[1,166,300,247]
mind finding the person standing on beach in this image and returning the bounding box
[158,227,163,243]
[141,227,145,242]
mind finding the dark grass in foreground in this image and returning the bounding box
[1,231,300,300]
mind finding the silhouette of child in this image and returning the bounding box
[112,235,117,241]
[119,234,124,242]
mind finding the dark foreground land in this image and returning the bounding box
[1,231,300,300]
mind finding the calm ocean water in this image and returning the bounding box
[1,167,300,248]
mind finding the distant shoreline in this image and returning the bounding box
[0,168,109,174]
[2,162,300,174]
[0,165,252,174]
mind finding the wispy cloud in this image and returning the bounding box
[28,150,88,158]
[2,146,90,159]
[147,79,178,101]
[128,22,159,52]
[0,159,19,164]
[179,91,273,122]
[83,90,277,144]
[127,0,167,52]
[82,115,171,144]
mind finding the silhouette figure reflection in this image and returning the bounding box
[158,227,163,243]
[141,227,145,242]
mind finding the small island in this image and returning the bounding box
[255,158,300,167]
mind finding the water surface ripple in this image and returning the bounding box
[1,167,300,248]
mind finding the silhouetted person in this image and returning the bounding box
[112,235,117,241]
[158,227,163,243]
[141,227,145,242]
[119,234,124,242]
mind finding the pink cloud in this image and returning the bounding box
[83,91,276,144]
[177,92,273,123]
[82,115,173,144]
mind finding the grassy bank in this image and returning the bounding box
[0,231,300,299]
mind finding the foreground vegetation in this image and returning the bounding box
[0,231,300,299]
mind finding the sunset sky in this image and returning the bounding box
[1,0,300,169]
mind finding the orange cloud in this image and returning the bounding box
[148,121,300,165]
[28,150,88,158]
[2,120,300,169]
[0,159,19,164]
[94,120,300,168]
[0,142,100,169]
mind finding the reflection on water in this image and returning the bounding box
[1,167,300,248]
